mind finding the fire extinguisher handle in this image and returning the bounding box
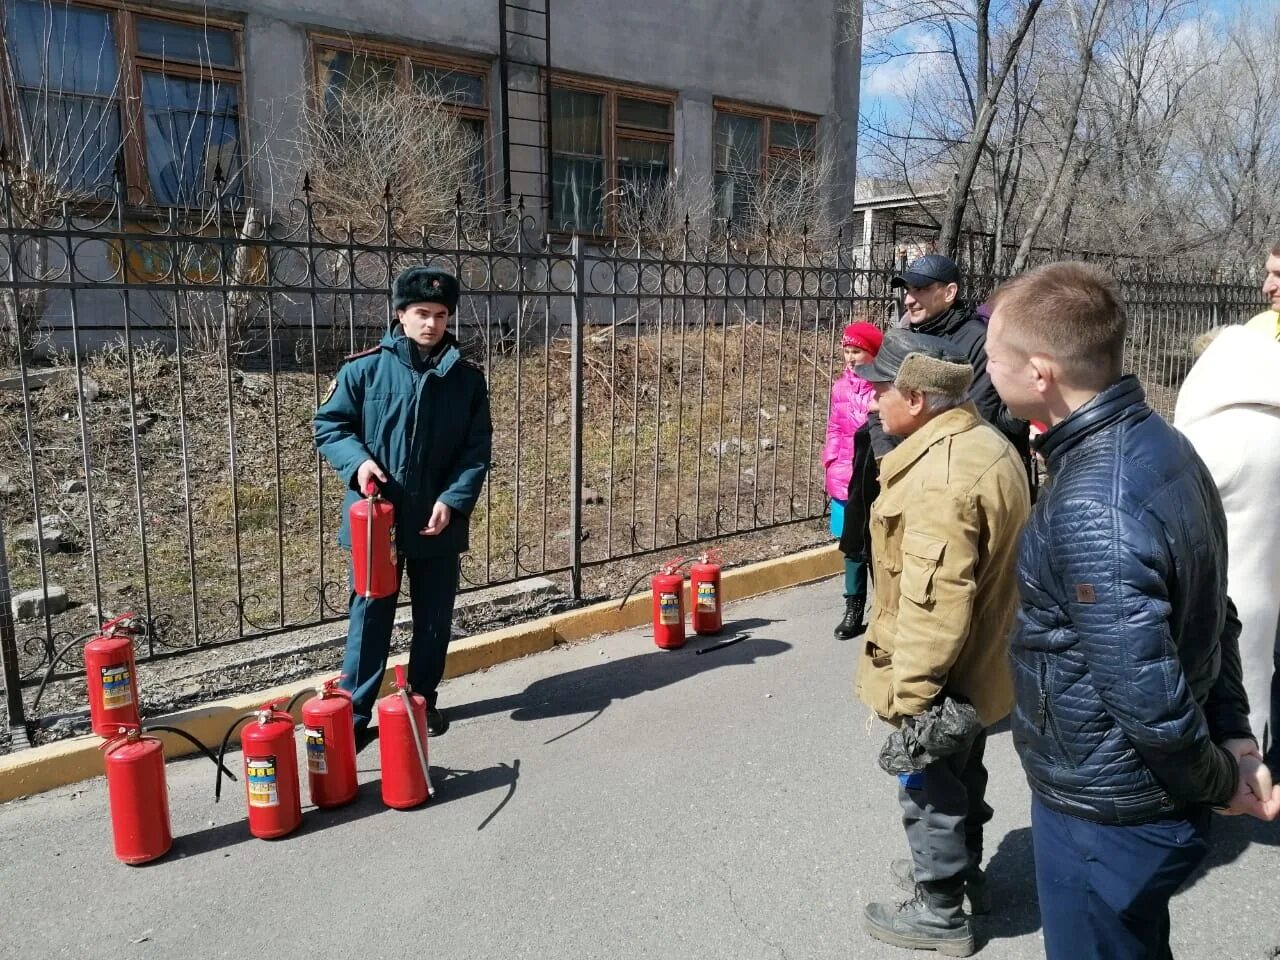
[363,480,379,497]
[100,612,137,635]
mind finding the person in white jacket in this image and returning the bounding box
[1175,324,1280,759]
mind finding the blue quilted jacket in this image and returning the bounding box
[1011,376,1253,824]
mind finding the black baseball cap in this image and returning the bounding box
[854,328,969,384]
[891,254,960,290]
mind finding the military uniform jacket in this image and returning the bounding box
[314,329,492,559]
[857,402,1030,727]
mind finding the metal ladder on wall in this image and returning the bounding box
[498,0,552,218]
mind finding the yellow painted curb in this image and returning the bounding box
[0,544,840,803]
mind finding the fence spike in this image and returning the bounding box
[455,188,463,210]
[383,179,393,202]
[684,211,691,230]
[302,171,311,193]
[213,161,225,184]
[517,194,526,214]
[0,142,7,166]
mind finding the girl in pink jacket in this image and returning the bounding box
[824,322,882,531]
[825,321,883,639]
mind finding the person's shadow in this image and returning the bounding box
[977,826,1042,943]
[449,617,788,743]
[1181,810,1280,891]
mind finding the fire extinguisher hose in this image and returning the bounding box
[141,725,239,781]
[399,686,434,798]
[284,687,317,715]
[30,628,110,712]
[616,557,694,612]
[214,713,257,802]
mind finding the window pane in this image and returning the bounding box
[6,0,119,93]
[319,50,398,113]
[137,17,237,67]
[550,88,603,156]
[413,65,484,106]
[617,97,670,131]
[552,157,603,232]
[141,71,242,204]
[18,89,121,192]
[617,137,669,201]
[715,171,758,225]
[459,117,487,199]
[714,113,761,174]
[770,120,817,152]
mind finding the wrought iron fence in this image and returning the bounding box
[0,171,1265,738]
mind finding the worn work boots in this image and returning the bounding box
[864,880,976,958]
[889,858,992,915]
[833,593,867,641]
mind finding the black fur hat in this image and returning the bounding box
[393,265,460,313]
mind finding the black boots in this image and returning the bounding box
[834,593,867,640]
[864,880,976,957]
[890,858,992,915]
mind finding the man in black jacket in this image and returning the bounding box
[871,255,1029,472]
[985,261,1279,959]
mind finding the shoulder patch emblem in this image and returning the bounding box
[1075,584,1096,604]
[321,377,338,406]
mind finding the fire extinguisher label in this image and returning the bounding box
[696,581,717,612]
[246,756,280,807]
[304,727,328,775]
[659,592,681,625]
[388,526,397,566]
[100,663,133,710]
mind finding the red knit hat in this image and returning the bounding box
[842,321,884,356]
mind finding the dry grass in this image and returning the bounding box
[0,315,844,677]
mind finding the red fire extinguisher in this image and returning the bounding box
[295,678,358,809]
[377,665,433,810]
[216,701,302,839]
[651,559,687,650]
[85,613,141,738]
[100,726,171,864]
[101,723,238,865]
[350,481,397,599]
[690,550,723,636]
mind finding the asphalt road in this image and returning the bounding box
[1,579,1277,960]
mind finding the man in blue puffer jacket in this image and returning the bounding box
[316,266,492,741]
[984,262,1279,959]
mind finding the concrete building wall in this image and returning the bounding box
[174,0,861,222]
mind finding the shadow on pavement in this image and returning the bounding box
[979,826,1042,944]
[448,619,789,736]
[163,757,520,859]
[1182,811,1280,892]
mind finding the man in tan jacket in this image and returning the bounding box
[855,329,1030,958]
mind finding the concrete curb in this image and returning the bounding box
[0,545,840,803]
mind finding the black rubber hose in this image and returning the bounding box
[29,631,96,712]
[214,713,258,803]
[284,687,316,715]
[143,724,238,782]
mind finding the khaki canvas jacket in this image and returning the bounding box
[856,402,1030,727]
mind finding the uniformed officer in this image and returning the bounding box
[315,265,492,740]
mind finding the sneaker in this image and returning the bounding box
[427,706,449,737]
[890,859,992,916]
